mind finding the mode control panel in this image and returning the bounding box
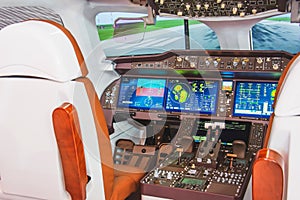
[111,50,293,74]
[130,53,290,72]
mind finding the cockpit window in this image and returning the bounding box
[96,12,300,57]
[252,13,300,54]
[96,12,220,57]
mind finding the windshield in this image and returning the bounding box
[252,14,300,53]
[96,12,300,57]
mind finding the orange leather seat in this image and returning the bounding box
[0,20,144,200]
[252,148,284,200]
[252,53,300,200]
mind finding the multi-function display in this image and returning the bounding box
[233,81,277,118]
[117,77,166,110]
[165,79,219,114]
[117,77,277,119]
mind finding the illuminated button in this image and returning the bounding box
[190,62,196,68]
[196,4,201,10]
[188,169,197,175]
[217,0,222,3]
[242,58,249,65]
[204,3,209,10]
[186,4,191,10]
[213,60,219,67]
[232,7,238,15]
[237,2,243,8]
[167,172,173,180]
[205,60,210,67]
[221,3,226,9]
[273,63,279,70]
[204,170,209,176]
[256,57,263,64]
[252,8,257,14]
[240,12,245,17]
[233,58,239,67]
[213,57,221,67]
[105,91,111,97]
[177,57,183,62]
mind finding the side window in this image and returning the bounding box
[252,13,300,54]
[96,12,220,57]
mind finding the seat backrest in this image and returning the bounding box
[253,53,300,200]
[0,20,113,200]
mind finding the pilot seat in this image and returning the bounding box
[0,20,144,200]
[252,53,300,200]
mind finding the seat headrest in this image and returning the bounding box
[0,20,88,82]
[275,53,300,116]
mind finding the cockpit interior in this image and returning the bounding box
[0,0,299,200]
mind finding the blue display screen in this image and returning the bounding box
[165,79,219,114]
[233,81,277,118]
[117,77,166,110]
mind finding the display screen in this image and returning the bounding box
[117,77,166,110]
[233,81,277,118]
[194,120,251,146]
[181,178,205,186]
[222,80,233,92]
[165,79,219,114]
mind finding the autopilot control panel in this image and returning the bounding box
[101,50,293,200]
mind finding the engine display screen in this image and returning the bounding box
[117,77,166,110]
[233,81,277,118]
[165,79,219,114]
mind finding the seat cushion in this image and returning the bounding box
[110,175,137,200]
[111,164,145,200]
[114,164,146,183]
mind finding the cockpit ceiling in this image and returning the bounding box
[0,6,63,30]
[89,0,147,6]
[152,0,287,18]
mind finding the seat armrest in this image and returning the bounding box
[252,148,284,200]
[53,103,88,200]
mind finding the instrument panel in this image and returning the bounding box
[101,50,293,200]
[105,77,277,118]
[101,50,292,122]
[115,50,290,71]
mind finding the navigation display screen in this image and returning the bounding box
[233,81,277,118]
[117,77,166,110]
[165,79,219,114]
